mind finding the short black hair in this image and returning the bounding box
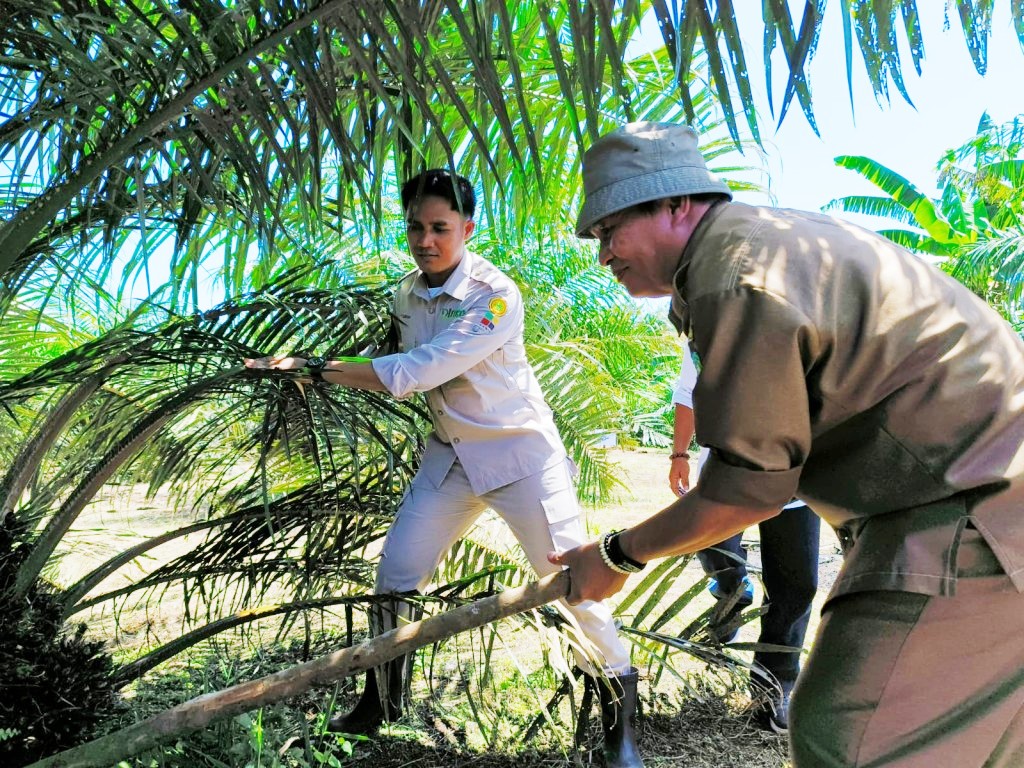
[401,169,476,219]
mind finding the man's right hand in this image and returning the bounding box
[669,455,690,497]
[547,541,630,605]
[244,356,307,371]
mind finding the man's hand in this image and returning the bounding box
[669,455,690,497]
[547,541,629,605]
[244,356,307,372]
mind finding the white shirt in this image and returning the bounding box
[372,250,566,494]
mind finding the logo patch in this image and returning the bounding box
[488,297,508,316]
[471,309,500,334]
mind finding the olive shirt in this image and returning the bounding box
[371,249,566,495]
[669,201,1024,600]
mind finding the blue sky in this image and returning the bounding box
[723,4,1023,213]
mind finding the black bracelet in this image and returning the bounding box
[602,530,646,573]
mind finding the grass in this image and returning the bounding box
[62,448,842,767]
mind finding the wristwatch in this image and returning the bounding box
[304,355,326,381]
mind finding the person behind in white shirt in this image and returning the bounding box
[670,339,820,734]
[245,170,643,767]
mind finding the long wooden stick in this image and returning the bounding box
[27,571,570,768]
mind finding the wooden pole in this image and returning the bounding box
[27,571,570,768]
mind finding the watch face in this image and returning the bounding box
[306,355,326,369]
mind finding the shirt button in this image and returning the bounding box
[452,437,461,444]
[428,306,435,314]
[436,409,444,416]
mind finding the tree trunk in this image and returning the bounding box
[27,570,570,768]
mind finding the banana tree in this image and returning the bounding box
[826,112,1024,322]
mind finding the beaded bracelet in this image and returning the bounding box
[598,534,632,574]
[669,451,690,460]
[599,531,646,574]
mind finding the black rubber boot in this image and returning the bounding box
[327,655,409,734]
[597,668,645,768]
[327,593,420,735]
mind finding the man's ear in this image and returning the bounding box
[464,219,476,239]
[670,196,693,222]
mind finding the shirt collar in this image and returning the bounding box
[412,249,475,301]
[668,200,729,334]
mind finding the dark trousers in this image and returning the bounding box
[697,503,820,686]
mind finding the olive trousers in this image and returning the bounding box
[790,529,1024,767]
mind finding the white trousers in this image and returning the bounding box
[375,455,631,673]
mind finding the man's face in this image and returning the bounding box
[588,202,679,298]
[405,195,475,287]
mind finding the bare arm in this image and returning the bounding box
[548,491,778,604]
[243,356,388,393]
[669,403,694,495]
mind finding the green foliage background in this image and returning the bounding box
[2,1,1023,765]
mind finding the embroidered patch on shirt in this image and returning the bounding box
[442,308,468,319]
[470,310,500,334]
[488,297,508,316]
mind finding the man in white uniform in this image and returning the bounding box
[246,170,643,768]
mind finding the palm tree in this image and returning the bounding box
[5,1,1022,762]
[3,2,1022,322]
[0,273,434,761]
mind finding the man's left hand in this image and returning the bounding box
[547,541,629,605]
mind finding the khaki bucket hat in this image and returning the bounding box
[576,121,732,237]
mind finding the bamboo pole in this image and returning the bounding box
[27,571,570,768]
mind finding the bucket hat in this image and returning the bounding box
[575,122,732,237]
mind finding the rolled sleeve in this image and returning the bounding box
[696,453,802,506]
[371,354,416,400]
[372,288,520,399]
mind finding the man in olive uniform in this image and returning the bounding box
[550,122,1024,767]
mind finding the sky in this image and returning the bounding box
[720,4,1023,213]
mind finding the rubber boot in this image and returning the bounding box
[327,593,420,734]
[327,653,411,734]
[597,668,645,768]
